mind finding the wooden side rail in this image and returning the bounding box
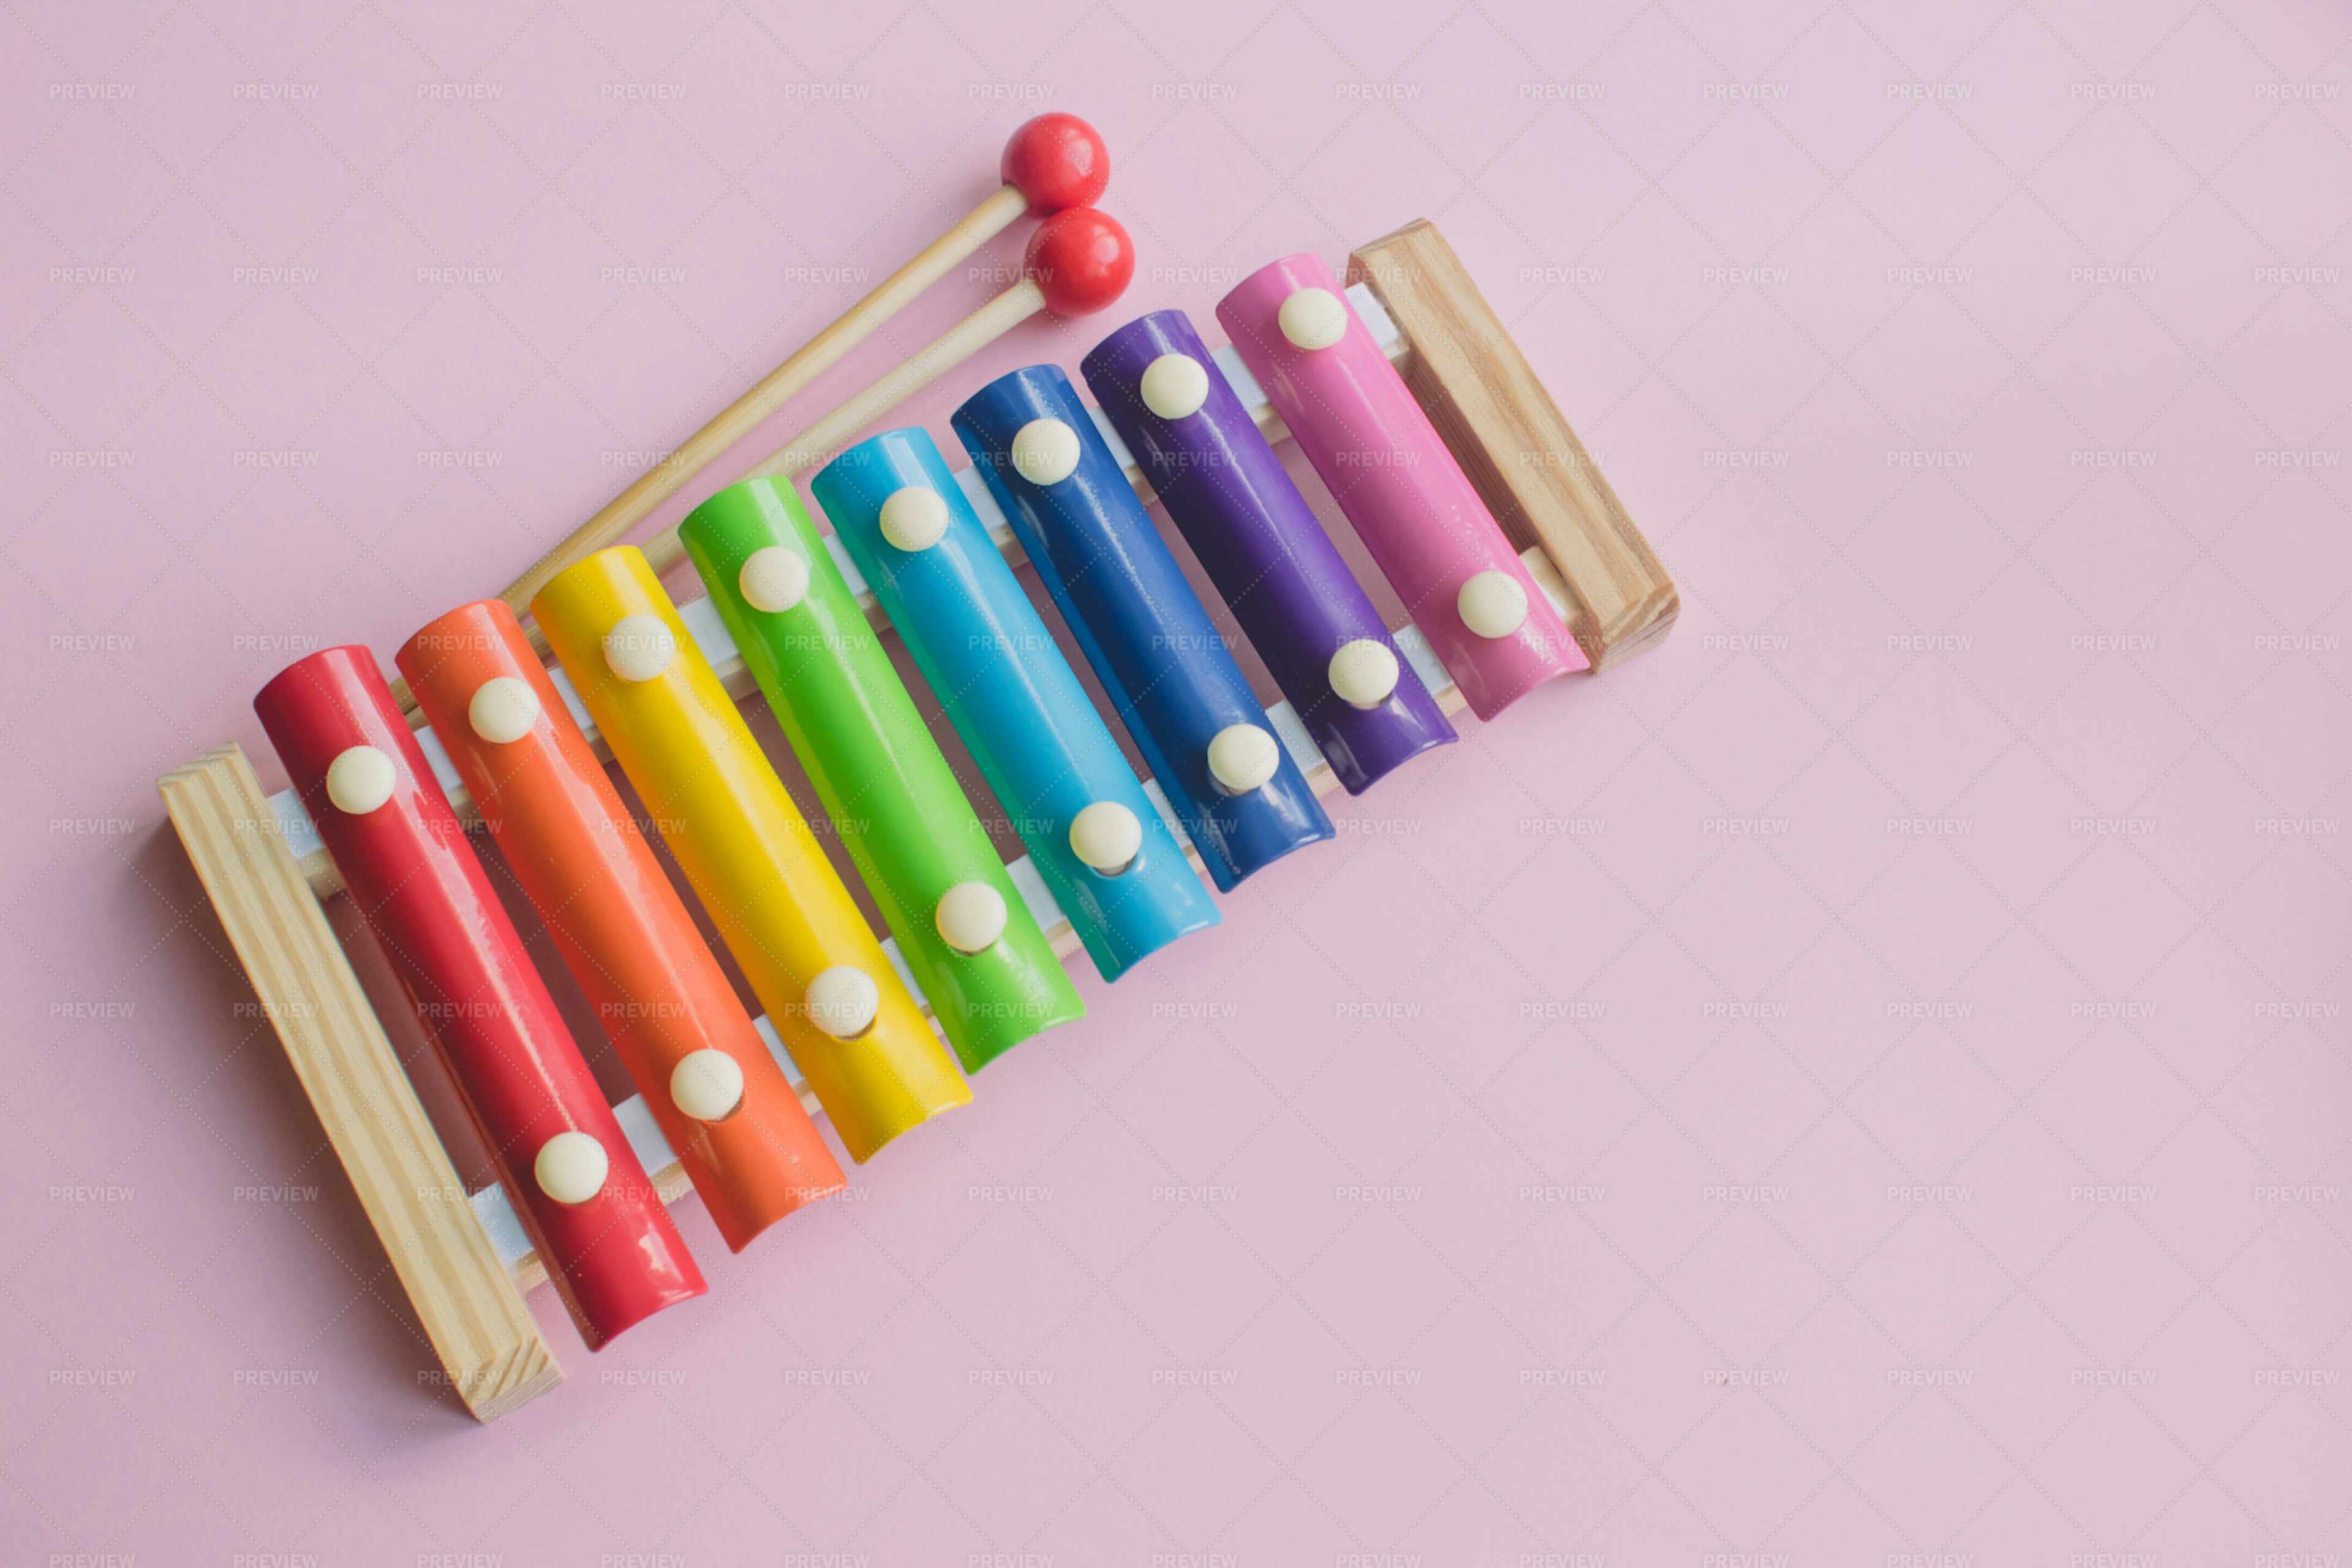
[1350,220,1677,671]
[160,745,562,1421]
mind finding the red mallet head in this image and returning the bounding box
[1000,113,1109,216]
[1025,206,1133,317]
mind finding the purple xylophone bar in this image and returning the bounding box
[1083,309,1457,795]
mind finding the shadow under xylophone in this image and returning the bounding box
[161,208,1676,1420]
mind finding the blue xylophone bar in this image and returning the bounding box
[812,426,1221,983]
[953,364,1334,892]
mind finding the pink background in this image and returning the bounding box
[8,0,2350,1559]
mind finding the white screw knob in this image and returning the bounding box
[805,966,880,1039]
[533,1131,609,1205]
[603,614,676,681]
[1139,353,1210,420]
[1009,417,1082,485]
[1278,287,1349,351]
[1207,724,1281,794]
[1069,801,1143,875]
[739,546,811,612]
[1327,639,1400,709]
[467,676,540,744]
[669,1049,746,1123]
[935,881,1009,955]
[1457,571,1530,639]
[878,486,951,553]
[324,745,396,815]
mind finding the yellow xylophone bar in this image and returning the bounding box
[532,547,973,1165]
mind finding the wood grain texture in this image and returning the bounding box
[1348,220,1677,672]
[158,745,562,1422]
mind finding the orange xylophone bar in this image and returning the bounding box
[253,648,706,1349]
[397,602,846,1252]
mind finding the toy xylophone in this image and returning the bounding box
[159,117,1676,1420]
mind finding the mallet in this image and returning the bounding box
[391,112,1112,718]
[637,205,1136,579]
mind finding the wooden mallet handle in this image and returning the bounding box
[495,184,1025,611]
[461,207,1135,665]
[637,205,1134,577]
[496,113,1107,616]
[636,279,1044,578]
[391,114,1110,720]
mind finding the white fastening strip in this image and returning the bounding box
[677,592,739,668]
[1346,281,1400,347]
[1088,402,1136,469]
[414,726,464,796]
[1268,701,1321,777]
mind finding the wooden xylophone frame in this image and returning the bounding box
[159,219,1676,1422]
